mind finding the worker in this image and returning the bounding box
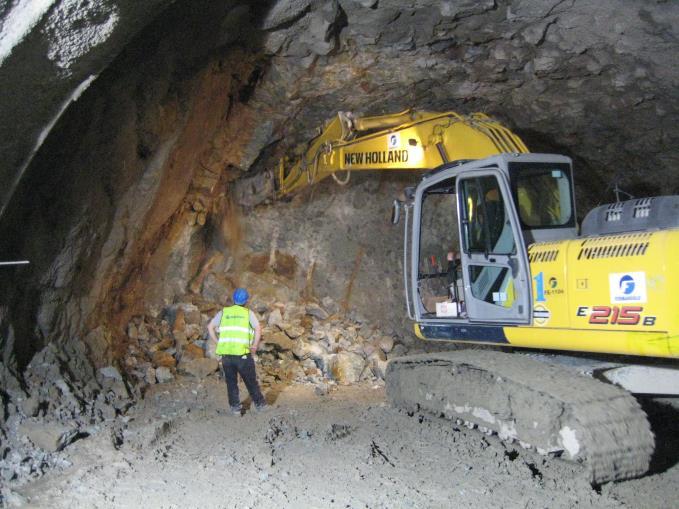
[207,287,268,415]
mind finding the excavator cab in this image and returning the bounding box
[402,153,576,336]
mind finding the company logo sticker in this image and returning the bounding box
[533,304,551,326]
[388,133,400,150]
[609,272,646,303]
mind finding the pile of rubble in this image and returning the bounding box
[257,297,408,388]
[0,295,409,497]
[122,296,410,391]
[123,303,218,387]
[0,339,130,489]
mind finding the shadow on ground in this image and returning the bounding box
[640,398,679,475]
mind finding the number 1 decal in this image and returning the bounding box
[533,272,546,302]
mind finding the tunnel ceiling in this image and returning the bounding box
[2,0,679,217]
[1,0,679,369]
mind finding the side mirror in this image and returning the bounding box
[391,199,401,225]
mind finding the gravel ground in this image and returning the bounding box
[10,377,679,508]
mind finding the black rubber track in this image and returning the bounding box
[386,350,654,484]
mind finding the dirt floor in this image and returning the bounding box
[10,375,679,509]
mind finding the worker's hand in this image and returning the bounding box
[249,345,258,354]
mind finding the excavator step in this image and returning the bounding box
[385,349,654,484]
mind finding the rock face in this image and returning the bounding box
[252,0,679,201]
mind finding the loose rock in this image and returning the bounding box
[377,336,394,354]
[19,421,72,452]
[305,303,329,320]
[332,352,366,385]
[265,331,296,351]
[155,367,174,384]
[152,351,177,368]
[178,358,218,379]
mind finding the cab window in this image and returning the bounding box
[510,163,574,228]
[460,176,515,255]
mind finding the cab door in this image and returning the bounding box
[456,169,531,323]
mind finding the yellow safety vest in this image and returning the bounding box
[216,305,254,356]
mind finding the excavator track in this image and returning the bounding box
[386,350,654,484]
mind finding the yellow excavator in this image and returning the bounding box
[275,109,679,484]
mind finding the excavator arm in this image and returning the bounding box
[276,109,528,197]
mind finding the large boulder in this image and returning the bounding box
[377,336,395,354]
[144,366,157,385]
[368,351,388,379]
[315,353,337,378]
[182,343,205,360]
[390,344,408,358]
[282,323,305,339]
[149,337,174,352]
[172,307,186,335]
[18,420,73,452]
[155,367,174,383]
[331,352,366,385]
[292,339,328,360]
[267,308,283,328]
[178,358,218,379]
[180,304,202,325]
[152,351,176,368]
[265,331,296,351]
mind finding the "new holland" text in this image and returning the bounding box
[344,150,409,166]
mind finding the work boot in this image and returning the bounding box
[252,403,270,414]
[230,406,242,416]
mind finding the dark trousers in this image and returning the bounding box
[221,354,265,408]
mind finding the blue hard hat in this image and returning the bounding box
[233,288,249,305]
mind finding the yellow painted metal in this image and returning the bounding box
[533,231,674,324]
[416,229,679,359]
[503,327,678,358]
[276,110,528,197]
[512,228,679,358]
[526,240,570,328]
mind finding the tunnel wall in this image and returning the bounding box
[0,1,268,369]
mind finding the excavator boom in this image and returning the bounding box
[276,110,528,197]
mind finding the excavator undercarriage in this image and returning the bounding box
[386,350,655,484]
